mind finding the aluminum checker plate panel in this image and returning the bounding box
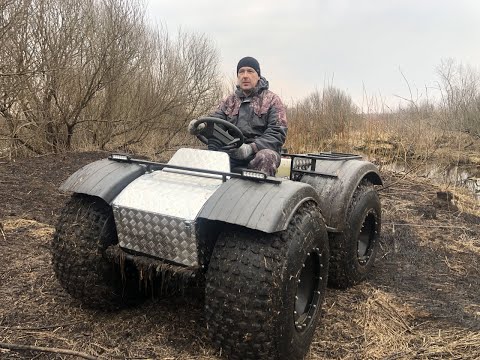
[113,207,198,266]
[113,171,223,219]
[112,149,228,266]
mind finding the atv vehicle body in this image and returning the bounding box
[53,119,382,360]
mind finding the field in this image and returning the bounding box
[0,151,479,359]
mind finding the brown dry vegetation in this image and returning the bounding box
[0,152,479,359]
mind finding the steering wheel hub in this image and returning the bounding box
[193,117,244,150]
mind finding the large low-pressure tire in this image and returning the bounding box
[52,194,142,310]
[328,180,381,288]
[205,202,329,360]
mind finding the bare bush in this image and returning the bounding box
[0,0,35,154]
[1,0,147,153]
[286,86,358,152]
[0,0,221,157]
[0,0,23,39]
[85,29,221,154]
[437,58,480,138]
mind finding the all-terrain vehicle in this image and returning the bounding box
[52,118,382,360]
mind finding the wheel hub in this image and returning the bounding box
[357,211,377,265]
[294,248,323,332]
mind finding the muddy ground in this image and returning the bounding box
[0,152,479,359]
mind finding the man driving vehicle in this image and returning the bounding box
[188,56,287,176]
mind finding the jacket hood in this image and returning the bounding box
[236,76,269,97]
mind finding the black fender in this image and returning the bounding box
[59,159,146,204]
[299,159,382,232]
[198,178,320,233]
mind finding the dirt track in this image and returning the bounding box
[0,152,479,359]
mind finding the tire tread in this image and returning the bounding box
[205,203,328,359]
[52,194,140,310]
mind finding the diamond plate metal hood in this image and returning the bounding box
[111,149,229,266]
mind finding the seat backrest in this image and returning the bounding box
[167,148,230,172]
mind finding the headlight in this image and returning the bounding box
[241,169,267,180]
[109,153,131,162]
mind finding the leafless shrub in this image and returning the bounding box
[0,0,220,157]
[437,58,480,138]
[85,29,221,154]
[286,86,358,153]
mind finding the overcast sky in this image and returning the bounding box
[147,0,480,110]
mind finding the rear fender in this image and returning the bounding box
[198,178,320,233]
[300,159,382,231]
[60,159,146,204]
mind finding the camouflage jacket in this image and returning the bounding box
[211,77,287,154]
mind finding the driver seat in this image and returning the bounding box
[167,148,230,173]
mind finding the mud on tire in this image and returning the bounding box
[52,194,142,310]
[205,202,329,360]
[328,180,381,288]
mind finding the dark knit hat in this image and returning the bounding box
[237,57,261,76]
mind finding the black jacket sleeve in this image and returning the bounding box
[252,94,288,153]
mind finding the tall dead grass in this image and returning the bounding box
[353,287,480,359]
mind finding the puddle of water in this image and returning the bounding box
[381,162,479,200]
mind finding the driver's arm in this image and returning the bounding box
[209,96,231,121]
[251,94,287,153]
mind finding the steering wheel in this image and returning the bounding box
[193,117,244,150]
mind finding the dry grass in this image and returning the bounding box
[2,219,54,239]
[310,283,480,359]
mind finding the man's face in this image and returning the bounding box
[237,66,260,92]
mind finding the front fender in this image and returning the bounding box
[60,159,146,204]
[198,178,320,233]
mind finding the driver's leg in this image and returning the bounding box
[247,149,281,176]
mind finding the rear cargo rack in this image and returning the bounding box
[285,152,363,180]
